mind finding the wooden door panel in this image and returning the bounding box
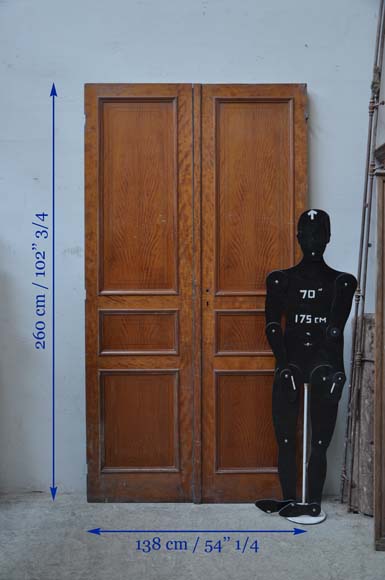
[101,370,179,471]
[215,370,276,471]
[201,84,307,501]
[100,98,177,293]
[215,310,271,356]
[85,84,194,501]
[215,98,294,294]
[99,309,179,355]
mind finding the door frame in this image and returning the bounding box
[192,84,203,502]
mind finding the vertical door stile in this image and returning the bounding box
[192,83,203,503]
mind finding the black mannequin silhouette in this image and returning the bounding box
[255,209,357,518]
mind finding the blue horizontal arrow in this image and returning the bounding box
[88,527,306,536]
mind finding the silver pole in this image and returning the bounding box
[341,0,385,505]
[301,382,310,504]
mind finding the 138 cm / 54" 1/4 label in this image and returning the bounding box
[135,535,259,555]
[32,212,49,350]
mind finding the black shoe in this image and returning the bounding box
[278,501,321,518]
[254,498,297,514]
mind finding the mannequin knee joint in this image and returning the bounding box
[311,438,328,455]
[280,435,295,449]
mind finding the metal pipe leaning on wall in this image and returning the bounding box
[340,0,385,510]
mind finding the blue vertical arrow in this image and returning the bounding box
[50,83,57,501]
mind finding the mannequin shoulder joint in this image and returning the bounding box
[266,270,289,293]
[334,272,358,293]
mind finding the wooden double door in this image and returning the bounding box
[85,83,307,502]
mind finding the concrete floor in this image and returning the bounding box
[0,493,384,580]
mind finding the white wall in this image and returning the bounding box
[0,0,379,496]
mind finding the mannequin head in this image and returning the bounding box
[297,209,331,261]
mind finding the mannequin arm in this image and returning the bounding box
[265,270,289,368]
[325,273,358,339]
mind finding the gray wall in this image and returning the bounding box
[0,0,379,496]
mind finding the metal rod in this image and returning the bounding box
[340,0,385,505]
[348,163,377,508]
[302,383,310,504]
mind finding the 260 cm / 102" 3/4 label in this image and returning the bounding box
[32,212,49,350]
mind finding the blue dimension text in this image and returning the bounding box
[135,536,259,555]
[32,212,49,350]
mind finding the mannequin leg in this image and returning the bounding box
[272,373,301,500]
[307,392,339,504]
